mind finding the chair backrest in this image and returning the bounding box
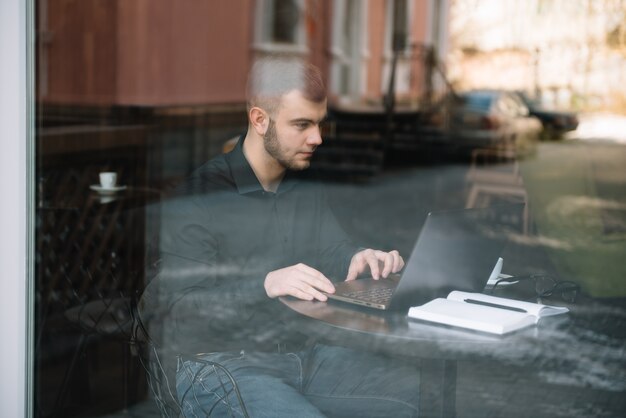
[130,299,182,417]
[36,197,154,354]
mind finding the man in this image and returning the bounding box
[140,57,419,417]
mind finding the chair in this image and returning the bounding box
[36,190,155,417]
[222,136,239,154]
[55,297,142,415]
[130,301,250,418]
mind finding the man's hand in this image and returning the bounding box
[264,263,335,301]
[346,249,404,281]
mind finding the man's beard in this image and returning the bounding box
[263,119,311,171]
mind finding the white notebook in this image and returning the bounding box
[407,291,569,335]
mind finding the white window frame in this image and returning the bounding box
[252,0,308,55]
[329,0,370,102]
[0,0,33,417]
[426,0,450,96]
[426,0,450,54]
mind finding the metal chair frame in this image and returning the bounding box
[131,301,250,418]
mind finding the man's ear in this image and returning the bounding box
[249,107,269,135]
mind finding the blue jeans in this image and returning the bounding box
[176,344,420,418]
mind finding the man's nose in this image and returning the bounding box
[308,126,323,146]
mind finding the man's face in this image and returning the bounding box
[263,90,326,171]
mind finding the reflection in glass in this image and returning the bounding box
[31,1,626,417]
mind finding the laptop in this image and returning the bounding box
[326,204,521,311]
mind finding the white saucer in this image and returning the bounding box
[90,184,127,195]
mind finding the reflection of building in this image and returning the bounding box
[38,0,450,110]
[35,2,454,415]
[37,0,452,188]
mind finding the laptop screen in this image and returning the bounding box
[389,204,523,310]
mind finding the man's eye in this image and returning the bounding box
[295,123,309,130]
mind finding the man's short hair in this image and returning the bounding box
[246,56,326,116]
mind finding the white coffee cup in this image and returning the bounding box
[99,172,117,189]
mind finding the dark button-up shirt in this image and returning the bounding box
[140,135,359,354]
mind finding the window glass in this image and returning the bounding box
[462,93,494,110]
[391,0,409,51]
[340,0,355,53]
[271,0,300,44]
[31,1,626,418]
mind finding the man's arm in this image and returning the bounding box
[141,196,268,323]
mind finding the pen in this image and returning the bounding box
[464,298,527,313]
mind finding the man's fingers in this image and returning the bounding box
[380,251,394,278]
[346,251,370,281]
[264,263,335,300]
[366,252,381,280]
[295,265,335,293]
[287,286,316,301]
[289,281,329,302]
[345,260,360,281]
[393,251,405,272]
[384,250,404,276]
[345,249,405,281]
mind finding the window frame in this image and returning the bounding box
[329,0,370,101]
[0,0,35,417]
[381,0,414,95]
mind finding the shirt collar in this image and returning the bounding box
[226,135,298,195]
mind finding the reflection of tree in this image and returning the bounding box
[606,1,626,55]
[448,0,626,112]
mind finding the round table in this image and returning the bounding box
[279,295,616,418]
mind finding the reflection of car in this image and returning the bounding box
[514,91,579,140]
[438,90,542,155]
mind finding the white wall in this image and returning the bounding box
[0,0,30,416]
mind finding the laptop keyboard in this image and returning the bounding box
[345,287,394,304]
